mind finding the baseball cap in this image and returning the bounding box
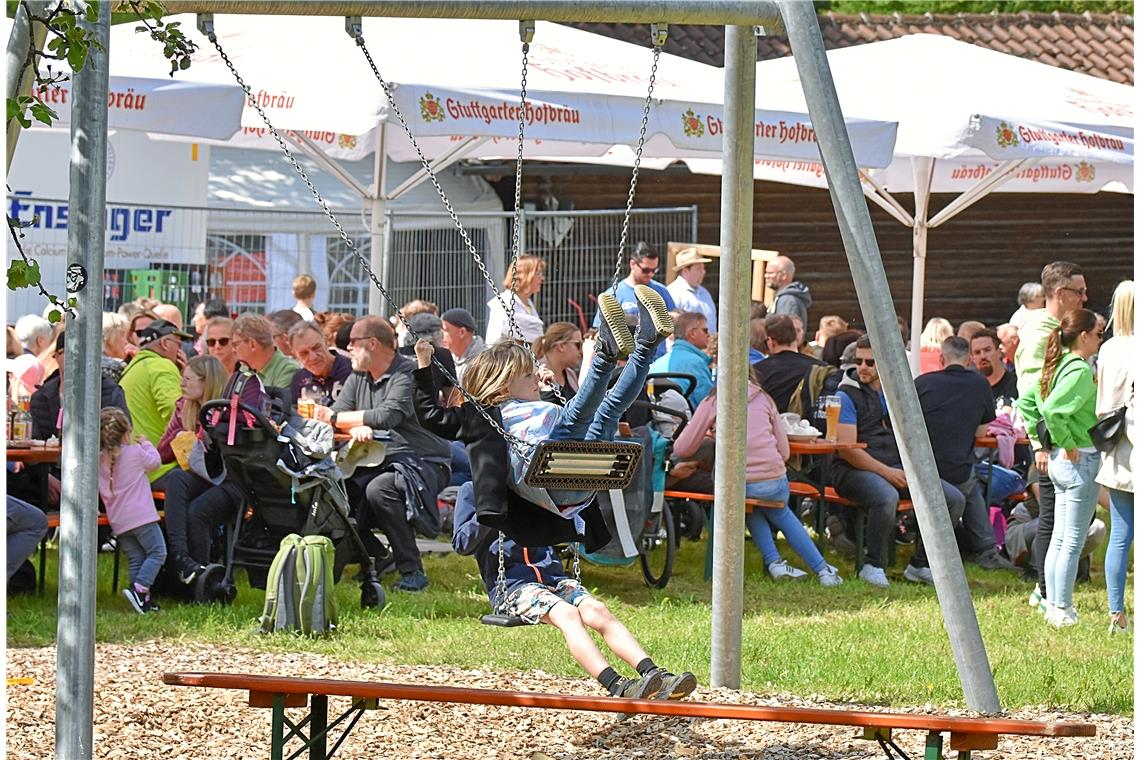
[440,308,477,333]
[136,319,192,347]
[675,247,713,270]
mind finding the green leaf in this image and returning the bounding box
[16,113,31,129]
[67,44,87,72]
[179,56,190,70]
[29,102,57,126]
[7,98,22,123]
[67,297,78,308]
[47,309,62,324]
[7,259,41,290]
[86,1,100,22]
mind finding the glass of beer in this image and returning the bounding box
[824,395,842,441]
[297,386,319,419]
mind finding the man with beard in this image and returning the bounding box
[970,329,1018,402]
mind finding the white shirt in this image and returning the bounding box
[293,302,315,322]
[485,290,544,345]
[667,277,718,333]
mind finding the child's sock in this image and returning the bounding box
[597,667,621,693]
[133,582,149,597]
[636,658,658,676]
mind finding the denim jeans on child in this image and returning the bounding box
[1104,487,1134,616]
[117,521,168,591]
[744,478,827,573]
[546,343,656,506]
[1044,448,1101,610]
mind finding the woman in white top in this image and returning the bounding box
[485,255,546,345]
[1096,280,1134,636]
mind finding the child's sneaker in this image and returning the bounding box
[122,587,149,614]
[596,292,635,360]
[767,559,807,581]
[818,564,844,587]
[609,669,665,699]
[646,668,698,700]
[633,285,674,346]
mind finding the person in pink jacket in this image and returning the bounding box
[99,407,167,613]
[673,368,842,586]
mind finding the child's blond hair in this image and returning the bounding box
[99,407,132,497]
[461,340,534,406]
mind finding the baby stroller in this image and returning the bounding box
[194,398,385,609]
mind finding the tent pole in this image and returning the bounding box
[778,0,1001,715]
[56,2,109,757]
[369,127,388,315]
[710,23,754,691]
[909,157,934,375]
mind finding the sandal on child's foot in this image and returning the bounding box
[609,669,665,699]
[597,292,635,360]
[633,285,674,346]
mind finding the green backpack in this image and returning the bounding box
[258,534,338,636]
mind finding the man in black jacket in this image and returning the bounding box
[752,314,826,412]
[831,335,966,589]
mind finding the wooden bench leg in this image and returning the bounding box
[271,693,286,760]
[309,694,327,760]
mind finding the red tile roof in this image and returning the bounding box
[569,11,1134,85]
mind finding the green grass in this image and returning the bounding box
[8,535,1132,715]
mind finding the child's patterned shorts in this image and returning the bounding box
[505,579,593,625]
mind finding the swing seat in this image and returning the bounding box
[522,440,643,491]
[480,613,531,628]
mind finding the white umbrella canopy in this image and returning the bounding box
[107,15,897,167]
[1,17,245,141]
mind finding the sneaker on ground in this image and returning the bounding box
[1108,615,1131,636]
[99,537,117,553]
[596,292,635,360]
[1045,604,1079,629]
[903,564,935,586]
[175,554,204,585]
[858,564,889,588]
[817,564,844,587]
[767,559,808,581]
[122,587,148,614]
[144,597,161,613]
[973,549,1016,571]
[646,669,698,700]
[633,284,674,346]
[1028,584,1043,608]
[394,571,429,592]
[611,670,665,699]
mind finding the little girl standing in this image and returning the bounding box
[99,407,167,614]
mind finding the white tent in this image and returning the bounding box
[687,33,1133,368]
[106,15,899,311]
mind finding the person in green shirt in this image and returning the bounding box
[231,312,300,394]
[1016,308,1102,629]
[1012,260,1088,610]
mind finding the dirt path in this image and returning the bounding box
[6,642,1129,759]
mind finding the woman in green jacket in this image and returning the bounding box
[1017,308,1102,629]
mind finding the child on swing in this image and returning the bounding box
[452,478,698,700]
[414,285,673,522]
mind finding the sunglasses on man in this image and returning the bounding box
[205,337,230,348]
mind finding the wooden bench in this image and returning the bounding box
[38,491,166,595]
[163,671,1095,760]
[663,490,782,581]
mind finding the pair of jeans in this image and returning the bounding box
[6,496,47,581]
[1044,448,1101,610]
[1104,487,1134,615]
[834,469,964,570]
[118,521,167,591]
[546,343,656,506]
[954,473,996,556]
[745,478,827,574]
[908,481,967,570]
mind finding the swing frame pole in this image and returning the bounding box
[164,1,783,26]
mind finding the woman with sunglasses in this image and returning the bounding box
[533,322,583,401]
[203,316,238,374]
[1017,308,1102,628]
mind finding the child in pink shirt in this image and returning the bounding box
[673,368,842,587]
[99,407,167,613]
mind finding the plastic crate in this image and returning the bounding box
[127,269,189,318]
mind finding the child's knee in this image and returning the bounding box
[545,600,582,627]
[576,598,614,626]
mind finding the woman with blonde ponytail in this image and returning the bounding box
[1017,308,1102,629]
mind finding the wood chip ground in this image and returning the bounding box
[6,642,1131,759]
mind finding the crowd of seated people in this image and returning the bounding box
[6,256,1132,636]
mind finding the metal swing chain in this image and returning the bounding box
[351,22,568,407]
[506,28,531,343]
[608,29,665,294]
[202,21,535,459]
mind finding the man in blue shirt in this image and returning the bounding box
[593,242,675,360]
[832,334,966,589]
[649,312,713,407]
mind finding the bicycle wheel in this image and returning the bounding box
[639,502,676,589]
